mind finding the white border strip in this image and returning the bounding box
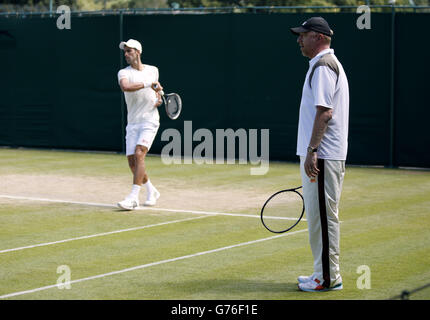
[0,215,209,254]
[0,229,307,299]
[0,194,306,221]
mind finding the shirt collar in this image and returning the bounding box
[309,48,334,67]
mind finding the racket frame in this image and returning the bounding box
[260,186,305,234]
[159,90,182,120]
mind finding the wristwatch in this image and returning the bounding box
[307,146,318,153]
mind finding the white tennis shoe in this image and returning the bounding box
[298,277,343,292]
[117,197,139,210]
[144,188,160,206]
[297,273,316,284]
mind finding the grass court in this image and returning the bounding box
[0,148,429,300]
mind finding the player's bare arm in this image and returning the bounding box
[120,78,164,93]
[304,105,333,178]
[119,78,148,92]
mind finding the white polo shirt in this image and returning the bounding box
[296,48,349,161]
[117,64,160,125]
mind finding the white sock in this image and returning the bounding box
[129,184,141,199]
[144,179,155,195]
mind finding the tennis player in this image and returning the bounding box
[291,17,349,292]
[117,39,163,210]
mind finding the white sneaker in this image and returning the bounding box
[144,189,160,206]
[297,273,316,284]
[117,197,139,210]
[298,277,343,292]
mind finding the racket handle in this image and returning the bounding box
[153,84,164,96]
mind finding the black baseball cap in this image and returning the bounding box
[290,17,334,37]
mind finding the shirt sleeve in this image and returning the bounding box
[311,66,337,109]
[154,66,159,82]
[117,69,128,85]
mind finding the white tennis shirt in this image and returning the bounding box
[117,65,160,125]
[296,49,349,161]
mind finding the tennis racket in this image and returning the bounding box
[156,87,182,120]
[260,186,305,233]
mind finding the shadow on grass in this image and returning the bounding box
[156,279,301,297]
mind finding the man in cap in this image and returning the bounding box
[291,17,349,292]
[117,39,163,210]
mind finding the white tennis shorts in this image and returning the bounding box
[125,122,160,156]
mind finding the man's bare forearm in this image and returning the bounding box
[308,106,333,149]
[121,82,146,92]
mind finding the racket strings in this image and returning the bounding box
[261,190,304,233]
[167,97,179,113]
[164,93,182,119]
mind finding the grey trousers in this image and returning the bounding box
[300,156,345,287]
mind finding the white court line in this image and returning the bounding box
[0,194,306,221]
[0,215,210,254]
[0,228,307,299]
[0,216,212,253]
[0,194,306,254]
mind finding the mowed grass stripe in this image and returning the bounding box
[0,202,211,251]
[0,148,302,193]
[0,200,302,254]
[0,228,308,299]
[21,226,429,300]
[20,233,312,300]
[0,215,210,254]
[331,203,430,300]
[0,213,301,296]
[0,194,302,221]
